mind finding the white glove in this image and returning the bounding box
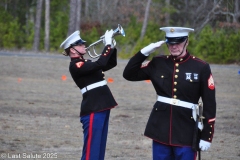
[110,39,116,48]
[199,140,211,151]
[140,40,165,56]
[104,29,114,46]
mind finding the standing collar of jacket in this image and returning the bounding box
[71,56,84,62]
[170,51,190,63]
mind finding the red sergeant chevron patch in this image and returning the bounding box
[76,62,84,68]
[208,74,215,90]
[141,61,150,68]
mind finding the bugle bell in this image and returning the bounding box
[85,24,125,59]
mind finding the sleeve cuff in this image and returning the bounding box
[140,50,149,57]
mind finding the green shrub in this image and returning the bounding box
[23,22,34,49]
[194,25,240,64]
[50,11,69,51]
[0,8,25,49]
[2,19,24,48]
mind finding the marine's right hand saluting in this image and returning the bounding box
[140,40,165,56]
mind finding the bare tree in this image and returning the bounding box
[84,0,89,21]
[195,0,224,32]
[68,0,77,36]
[33,0,43,52]
[100,0,108,25]
[233,0,240,23]
[44,0,50,52]
[165,0,170,26]
[140,0,152,39]
[75,0,81,31]
[97,0,102,24]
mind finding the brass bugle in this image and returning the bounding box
[85,24,125,59]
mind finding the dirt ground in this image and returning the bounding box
[0,51,239,160]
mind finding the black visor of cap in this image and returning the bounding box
[71,39,86,46]
[166,36,188,44]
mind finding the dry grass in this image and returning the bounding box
[0,53,239,160]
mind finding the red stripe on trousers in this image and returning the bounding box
[86,113,94,160]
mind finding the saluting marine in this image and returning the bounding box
[60,29,118,160]
[123,27,216,160]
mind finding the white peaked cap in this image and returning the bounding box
[60,30,85,49]
[160,27,194,37]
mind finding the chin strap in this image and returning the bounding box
[168,38,188,58]
[72,47,84,58]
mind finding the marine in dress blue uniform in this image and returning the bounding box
[60,30,118,160]
[123,27,216,160]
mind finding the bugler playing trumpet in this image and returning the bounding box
[85,24,125,58]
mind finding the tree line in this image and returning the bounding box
[0,0,239,64]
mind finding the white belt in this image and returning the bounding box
[157,95,196,109]
[157,95,203,130]
[81,80,107,94]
